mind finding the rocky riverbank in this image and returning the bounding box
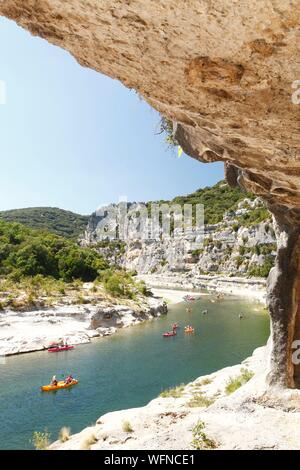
[50,345,300,450]
[139,273,266,304]
[0,293,167,357]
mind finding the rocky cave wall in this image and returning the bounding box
[1,0,300,387]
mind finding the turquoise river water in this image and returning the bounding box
[0,293,269,449]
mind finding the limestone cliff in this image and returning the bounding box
[82,194,276,279]
[1,0,300,388]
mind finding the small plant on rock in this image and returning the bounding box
[122,420,134,433]
[80,432,98,450]
[31,429,51,450]
[159,384,185,398]
[199,377,212,386]
[225,368,254,395]
[187,393,215,408]
[59,426,71,443]
[191,421,217,450]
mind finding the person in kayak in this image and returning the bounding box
[51,375,58,386]
[65,374,73,384]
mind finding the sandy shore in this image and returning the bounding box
[151,288,208,305]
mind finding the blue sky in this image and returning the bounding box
[0,17,223,215]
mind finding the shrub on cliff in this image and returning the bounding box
[101,270,136,298]
[225,368,254,395]
[248,255,275,278]
[237,207,270,227]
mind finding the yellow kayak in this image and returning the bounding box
[41,379,78,392]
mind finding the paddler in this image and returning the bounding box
[51,375,58,386]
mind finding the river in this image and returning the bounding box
[0,293,269,449]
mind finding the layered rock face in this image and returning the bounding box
[1,0,299,208]
[83,197,276,278]
[1,0,300,388]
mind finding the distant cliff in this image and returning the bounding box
[82,182,276,279]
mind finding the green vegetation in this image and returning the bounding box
[99,269,146,299]
[146,180,270,227]
[159,384,185,398]
[237,206,270,227]
[170,181,255,225]
[146,180,256,225]
[0,220,108,282]
[235,256,243,268]
[198,377,213,386]
[0,207,89,239]
[239,245,248,256]
[191,248,204,257]
[251,243,277,256]
[122,420,134,433]
[0,220,147,307]
[225,368,254,395]
[158,117,178,148]
[191,421,217,450]
[31,429,51,450]
[187,393,215,408]
[248,256,275,278]
[59,427,71,443]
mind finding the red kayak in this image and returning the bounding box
[163,331,177,337]
[48,346,74,353]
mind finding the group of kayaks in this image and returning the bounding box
[41,342,78,392]
[162,295,200,337]
[163,322,195,337]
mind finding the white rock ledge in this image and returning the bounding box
[0,297,167,357]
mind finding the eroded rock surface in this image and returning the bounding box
[1,0,299,209]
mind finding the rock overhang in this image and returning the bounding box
[0,0,299,210]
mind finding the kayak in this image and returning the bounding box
[163,331,176,337]
[184,327,195,333]
[183,295,196,302]
[48,346,74,353]
[41,379,78,392]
